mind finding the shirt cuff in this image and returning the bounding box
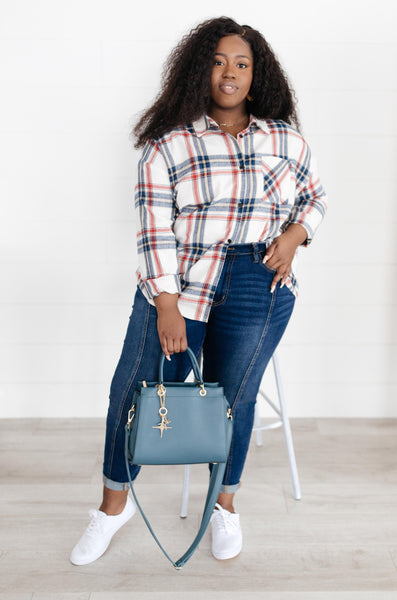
[140,274,181,300]
[292,220,313,246]
[280,220,313,246]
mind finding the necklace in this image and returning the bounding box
[216,116,249,127]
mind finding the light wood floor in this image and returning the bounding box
[1,418,397,599]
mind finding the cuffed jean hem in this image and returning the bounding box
[103,474,240,494]
[103,475,129,491]
[219,481,240,494]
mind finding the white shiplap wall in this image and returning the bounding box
[1,0,396,417]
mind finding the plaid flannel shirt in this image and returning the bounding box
[135,114,327,322]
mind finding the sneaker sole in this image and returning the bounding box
[212,542,242,560]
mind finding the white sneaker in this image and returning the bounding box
[70,495,135,565]
[210,502,242,560]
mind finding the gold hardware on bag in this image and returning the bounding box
[227,408,233,420]
[142,380,147,387]
[157,383,166,397]
[153,383,171,437]
[127,405,136,429]
[199,384,207,397]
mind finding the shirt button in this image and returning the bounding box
[227,239,232,243]
[239,162,244,170]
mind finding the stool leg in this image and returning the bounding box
[254,402,264,447]
[180,464,191,518]
[272,353,302,501]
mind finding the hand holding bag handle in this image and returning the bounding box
[158,346,203,385]
[124,347,233,569]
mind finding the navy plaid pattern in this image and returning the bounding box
[135,114,327,322]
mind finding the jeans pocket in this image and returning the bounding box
[257,252,277,274]
[259,262,277,274]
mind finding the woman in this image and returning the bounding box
[70,16,327,565]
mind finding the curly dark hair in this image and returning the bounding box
[133,16,301,147]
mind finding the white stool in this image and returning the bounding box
[179,351,301,518]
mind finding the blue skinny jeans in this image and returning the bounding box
[103,242,295,493]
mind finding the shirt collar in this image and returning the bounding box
[192,114,270,137]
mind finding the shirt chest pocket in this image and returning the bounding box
[261,156,295,206]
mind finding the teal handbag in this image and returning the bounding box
[124,347,233,569]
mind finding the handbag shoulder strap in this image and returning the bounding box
[124,421,232,569]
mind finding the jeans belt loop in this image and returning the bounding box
[252,242,260,263]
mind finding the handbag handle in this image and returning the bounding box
[158,346,203,385]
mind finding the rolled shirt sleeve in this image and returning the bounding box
[135,140,181,300]
[281,140,328,246]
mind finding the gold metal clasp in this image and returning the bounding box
[227,408,233,420]
[157,383,166,398]
[127,405,136,428]
[198,384,207,397]
[142,380,147,387]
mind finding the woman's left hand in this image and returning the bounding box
[263,224,307,293]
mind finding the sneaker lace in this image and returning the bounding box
[213,503,238,534]
[86,509,105,537]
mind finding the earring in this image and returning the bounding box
[246,94,253,102]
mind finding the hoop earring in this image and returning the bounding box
[246,94,253,102]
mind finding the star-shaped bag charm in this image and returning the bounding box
[153,384,172,438]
